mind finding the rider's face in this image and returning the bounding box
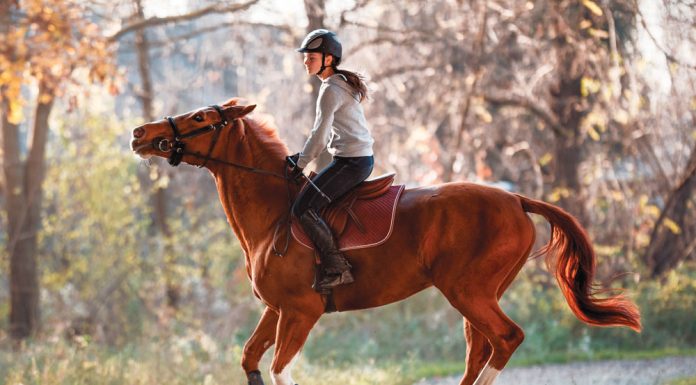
[303,53,331,75]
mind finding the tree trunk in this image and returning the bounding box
[644,144,696,277]
[132,0,180,309]
[3,82,54,340]
[442,3,487,183]
[302,0,332,170]
[2,1,49,341]
[304,0,325,103]
[549,10,589,225]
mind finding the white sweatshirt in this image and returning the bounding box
[297,74,374,169]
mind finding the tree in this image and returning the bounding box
[0,0,115,340]
[108,0,264,311]
[638,0,696,276]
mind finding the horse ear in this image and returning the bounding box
[222,98,239,107]
[241,104,256,116]
[225,104,256,118]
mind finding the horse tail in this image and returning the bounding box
[517,195,641,332]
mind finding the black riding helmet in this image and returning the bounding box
[297,29,342,75]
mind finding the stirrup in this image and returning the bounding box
[316,269,354,290]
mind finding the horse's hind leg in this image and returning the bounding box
[451,296,524,385]
[461,240,533,385]
[436,252,529,384]
[462,321,493,385]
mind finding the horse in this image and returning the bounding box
[130,99,641,385]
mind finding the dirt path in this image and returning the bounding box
[416,356,696,385]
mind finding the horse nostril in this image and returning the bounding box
[133,127,145,138]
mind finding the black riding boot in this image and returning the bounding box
[299,210,354,290]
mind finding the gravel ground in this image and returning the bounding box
[416,356,696,385]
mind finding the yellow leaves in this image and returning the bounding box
[582,0,604,16]
[594,244,622,257]
[539,152,553,166]
[581,111,605,141]
[548,187,571,203]
[639,195,661,218]
[581,76,602,97]
[8,99,25,124]
[663,218,682,235]
[691,97,696,111]
[474,104,493,123]
[587,125,600,141]
[588,28,609,39]
[577,3,609,37]
[0,0,116,113]
[39,92,54,104]
[643,204,661,218]
[44,270,70,289]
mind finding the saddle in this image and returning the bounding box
[292,173,405,251]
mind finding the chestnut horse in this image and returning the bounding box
[130,100,641,385]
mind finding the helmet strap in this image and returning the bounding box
[317,52,327,75]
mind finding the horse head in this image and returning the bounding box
[130,99,256,167]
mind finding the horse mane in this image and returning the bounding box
[220,98,289,160]
[243,115,289,161]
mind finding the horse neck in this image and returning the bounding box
[208,119,291,254]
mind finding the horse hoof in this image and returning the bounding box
[247,370,264,385]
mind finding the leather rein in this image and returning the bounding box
[154,104,294,255]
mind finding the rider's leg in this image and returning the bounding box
[292,156,374,290]
[299,208,354,289]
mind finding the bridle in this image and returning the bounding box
[151,104,295,255]
[156,104,228,168]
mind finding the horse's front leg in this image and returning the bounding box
[243,307,279,385]
[270,309,322,385]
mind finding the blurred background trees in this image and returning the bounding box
[0,0,695,382]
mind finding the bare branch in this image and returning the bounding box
[372,64,433,79]
[345,35,436,57]
[121,20,293,47]
[482,91,568,138]
[340,16,434,35]
[632,0,696,70]
[108,0,260,42]
[444,5,489,182]
[338,0,373,26]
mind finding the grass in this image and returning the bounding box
[664,378,696,385]
[2,337,695,385]
[395,347,696,382]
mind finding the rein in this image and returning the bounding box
[153,105,295,255]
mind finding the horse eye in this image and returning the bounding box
[194,115,204,122]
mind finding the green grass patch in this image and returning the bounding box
[3,340,696,385]
[664,377,696,385]
[394,348,696,382]
[401,361,465,381]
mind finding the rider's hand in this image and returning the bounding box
[286,153,304,184]
[286,153,300,169]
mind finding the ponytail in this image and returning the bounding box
[334,68,369,103]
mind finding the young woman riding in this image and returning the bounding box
[288,29,375,291]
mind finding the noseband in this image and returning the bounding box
[157,104,228,167]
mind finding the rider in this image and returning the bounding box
[288,29,375,291]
